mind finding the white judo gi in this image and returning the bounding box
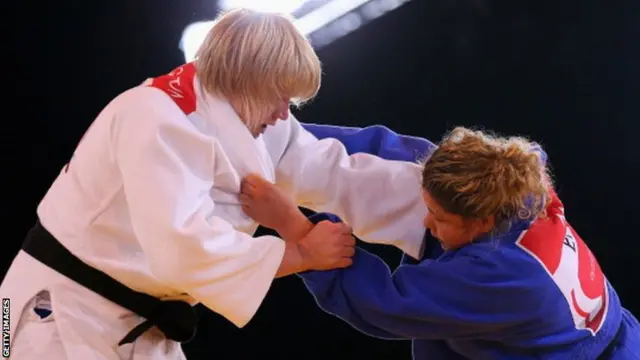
[0,63,427,359]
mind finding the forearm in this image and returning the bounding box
[299,249,410,339]
[274,212,315,277]
[279,148,427,258]
[276,118,428,259]
[275,210,314,243]
[301,246,532,339]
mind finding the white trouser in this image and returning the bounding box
[9,292,70,360]
[1,251,187,360]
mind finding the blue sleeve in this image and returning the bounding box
[301,249,538,340]
[299,214,538,340]
[301,123,436,163]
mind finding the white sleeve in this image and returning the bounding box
[275,116,427,259]
[112,87,284,328]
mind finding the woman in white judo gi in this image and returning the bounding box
[0,8,427,360]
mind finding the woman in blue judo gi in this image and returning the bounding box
[240,124,640,359]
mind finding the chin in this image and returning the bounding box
[250,128,265,138]
[433,235,450,251]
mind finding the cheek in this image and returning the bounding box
[433,224,467,248]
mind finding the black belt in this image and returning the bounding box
[21,221,198,346]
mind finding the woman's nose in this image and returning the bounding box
[423,212,435,229]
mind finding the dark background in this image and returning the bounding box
[5,0,639,359]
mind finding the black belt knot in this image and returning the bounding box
[119,299,197,345]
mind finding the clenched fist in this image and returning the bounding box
[298,220,356,271]
[240,174,311,240]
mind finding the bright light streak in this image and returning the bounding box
[179,0,413,62]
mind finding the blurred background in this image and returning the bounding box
[5,0,639,358]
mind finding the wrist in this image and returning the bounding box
[277,212,313,242]
[290,241,311,273]
[275,241,309,278]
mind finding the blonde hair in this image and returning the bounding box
[194,8,321,125]
[421,127,552,233]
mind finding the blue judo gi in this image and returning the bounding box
[298,123,640,360]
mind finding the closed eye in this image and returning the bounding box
[427,206,446,222]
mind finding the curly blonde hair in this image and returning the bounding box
[422,127,552,233]
[194,8,321,125]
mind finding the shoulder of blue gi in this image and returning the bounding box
[301,123,436,162]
